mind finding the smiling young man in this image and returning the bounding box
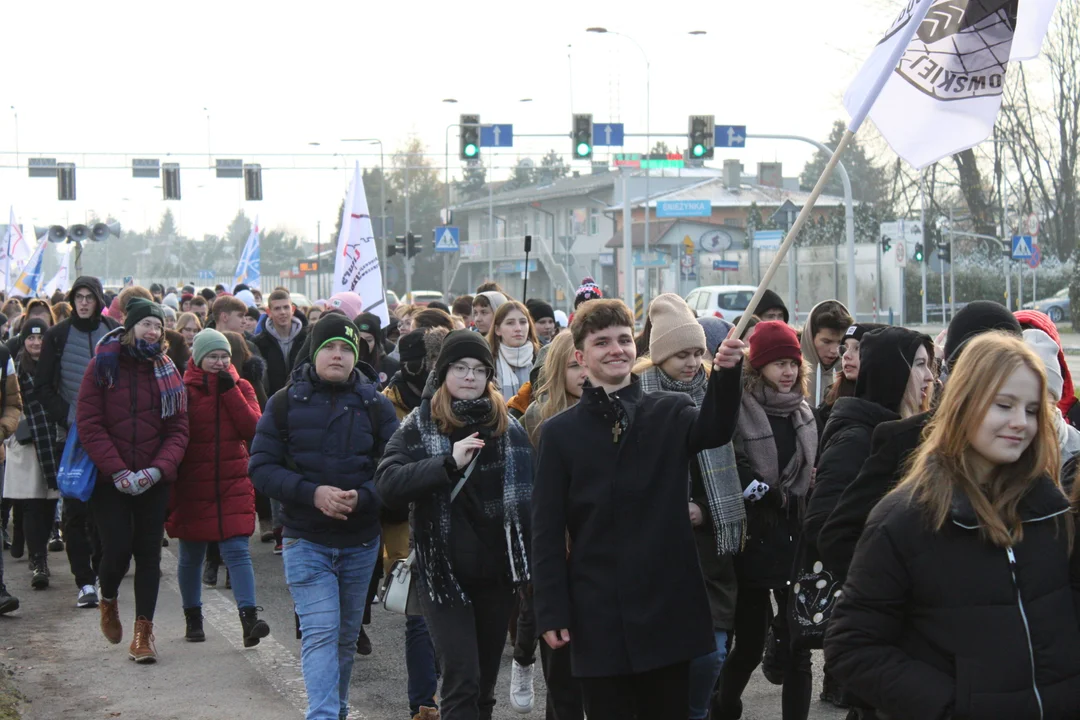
[254,289,308,398]
[531,297,745,720]
[799,300,852,405]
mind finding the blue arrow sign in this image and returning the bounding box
[752,230,783,250]
[714,125,747,148]
[712,260,740,271]
[433,226,460,253]
[593,122,624,147]
[1011,235,1034,259]
[480,124,513,148]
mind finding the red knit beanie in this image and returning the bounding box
[749,320,802,370]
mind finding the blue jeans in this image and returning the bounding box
[284,536,380,720]
[688,630,729,720]
[177,536,258,610]
[406,614,439,715]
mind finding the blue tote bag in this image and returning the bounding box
[57,423,97,502]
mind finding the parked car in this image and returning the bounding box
[403,290,444,307]
[1022,286,1070,323]
[684,285,760,320]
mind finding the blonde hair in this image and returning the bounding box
[530,333,580,444]
[896,332,1065,549]
[176,312,202,334]
[430,382,509,437]
[486,301,540,358]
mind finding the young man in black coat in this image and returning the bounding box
[818,301,1023,576]
[532,298,745,720]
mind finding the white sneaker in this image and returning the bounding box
[509,659,535,714]
[77,584,98,608]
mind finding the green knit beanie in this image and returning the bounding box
[192,329,231,366]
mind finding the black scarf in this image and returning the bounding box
[16,352,63,490]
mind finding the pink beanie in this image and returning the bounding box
[328,292,363,320]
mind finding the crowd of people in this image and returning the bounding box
[3,273,1080,720]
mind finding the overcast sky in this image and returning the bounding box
[2,0,897,244]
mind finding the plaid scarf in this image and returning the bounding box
[639,366,746,555]
[16,355,64,490]
[94,327,186,418]
[399,388,532,606]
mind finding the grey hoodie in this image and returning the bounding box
[267,316,303,361]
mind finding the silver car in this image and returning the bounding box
[1022,286,1069,323]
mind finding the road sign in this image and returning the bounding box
[479,124,513,148]
[752,230,783,250]
[896,240,907,268]
[714,125,747,148]
[656,200,712,218]
[699,229,733,253]
[196,269,215,280]
[632,251,667,267]
[433,226,460,252]
[1026,213,1041,236]
[712,260,739,271]
[1029,244,1041,269]
[1011,235,1034,260]
[593,123,625,147]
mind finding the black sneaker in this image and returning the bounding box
[355,626,373,656]
[202,560,219,587]
[0,584,18,614]
[9,523,24,559]
[30,557,49,590]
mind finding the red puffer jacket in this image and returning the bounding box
[166,364,261,542]
[77,352,189,482]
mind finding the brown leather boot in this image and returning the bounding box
[129,617,156,664]
[412,707,439,720]
[99,597,122,644]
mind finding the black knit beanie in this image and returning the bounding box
[310,314,361,361]
[843,322,886,343]
[434,330,494,385]
[20,317,49,342]
[399,329,428,364]
[354,312,383,342]
[526,298,556,324]
[123,298,165,331]
[944,300,1022,365]
[753,288,789,323]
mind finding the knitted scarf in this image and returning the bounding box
[739,383,817,505]
[94,327,186,418]
[639,366,746,555]
[16,354,63,490]
[496,343,534,398]
[401,393,532,606]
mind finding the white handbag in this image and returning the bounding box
[382,454,478,615]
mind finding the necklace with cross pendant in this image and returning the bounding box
[612,421,622,443]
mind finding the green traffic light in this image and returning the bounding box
[464,143,478,158]
[576,142,592,158]
[692,144,705,158]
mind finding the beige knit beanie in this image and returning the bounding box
[648,293,707,364]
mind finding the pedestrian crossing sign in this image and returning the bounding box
[1011,235,1034,260]
[434,226,460,253]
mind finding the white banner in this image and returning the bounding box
[331,163,388,325]
[844,0,1058,168]
[43,249,72,297]
[2,206,33,293]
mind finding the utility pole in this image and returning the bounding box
[405,158,412,302]
[919,170,927,324]
[316,220,322,299]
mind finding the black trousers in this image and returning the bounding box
[21,499,57,560]
[420,579,516,720]
[579,661,690,720]
[91,481,170,620]
[63,497,101,588]
[716,586,812,720]
[513,584,539,666]
[540,641,583,720]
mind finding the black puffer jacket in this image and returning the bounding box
[825,478,1080,720]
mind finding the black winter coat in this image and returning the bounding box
[825,478,1080,720]
[253,325,308,397]
[817,411,928,576]
[532,365,742,678]
[804,397,899,557]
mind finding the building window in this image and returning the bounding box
[590,208,599,235]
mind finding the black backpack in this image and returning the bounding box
[269,385,386,469]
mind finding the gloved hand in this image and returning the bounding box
[112,470,137,495]
[128,468,163,496]
[217,371,236,393]
[743,479,770,503]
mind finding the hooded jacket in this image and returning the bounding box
[825,478,1080,720]
[1014,310,1078,424]
[253,315,308,396]
[35,276,119,428]
[800,300,850,405]
[804,327,932,559]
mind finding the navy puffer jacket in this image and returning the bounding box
[249,362,399,548]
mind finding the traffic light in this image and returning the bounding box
[688,115,714,159]
[460,114,480,161]
[913,242,925,263]
[388,236,406,257]
[163,163,181,200]
[938,243,951,263]
[57,163,76,201]
[406,232,421,258]
[881,235,892,253]
[244,164,263,201]
[572,114,593,159]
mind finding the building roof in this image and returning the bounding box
[609,177,847,211]
[605,221,678,249]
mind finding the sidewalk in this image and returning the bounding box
[0,547,306,720]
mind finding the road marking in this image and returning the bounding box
[160,548,365,719]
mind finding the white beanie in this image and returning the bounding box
[648,293,707,364]
[1023,328,1064,401]
[235,289,257,309]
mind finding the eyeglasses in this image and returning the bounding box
[204,353,231,365]
[449,363,492,380]
[73,292,96,303]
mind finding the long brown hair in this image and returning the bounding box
[529,333,580,445]
[743,356,810,398]
[895,332,1064,549]
[486,301,540,358]
[430,381,509,437]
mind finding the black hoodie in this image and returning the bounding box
[803,327,932,562]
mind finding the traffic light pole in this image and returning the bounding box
[920,171,928,325]
[405,157,412,302]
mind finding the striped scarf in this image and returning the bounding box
[16,355,63,490]
[94,327,186,418]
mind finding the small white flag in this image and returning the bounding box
[844,0,1059,168]
[233,218,262,291]
[43,249,72,298]
[331,163,388,325]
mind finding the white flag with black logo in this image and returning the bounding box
[845,0,1059,168]
[331,163,388,325]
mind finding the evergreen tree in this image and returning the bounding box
[800,120,888,204]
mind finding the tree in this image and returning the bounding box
[801,120,888,204]
[226,210,253,256]
[501,158,538,192]
[386,137,445,292]
[539,150,570,182]
[157,208,179,239]
[455,164,487,202]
